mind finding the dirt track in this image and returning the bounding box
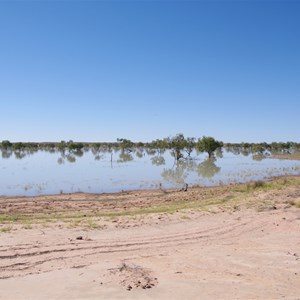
[0,177,300,299]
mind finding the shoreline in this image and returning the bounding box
[1,173,300,200]
[1,174,300,224]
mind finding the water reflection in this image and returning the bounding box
[241,149,250,156]
[1,147,300,196]
[72,149,84,157]
[135,149,144,159]
[161,158,220,185]
[57,157,64,165]
[1,148,13,159]
[56,149,79,164]
[215,148,223,159]
[66,155,76,163]
[151,155,166,166]
[161,161,188,185]
[0,148,39,160]
[14,151,27,160]
[146,149,157,156]
[252,154,266,161]
[196,158,221,178]
[94,154,103,161]
[117,151,134,163]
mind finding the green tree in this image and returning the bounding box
[12,142,25,151]
[1,140,12,149]
[185,137,196,156]
[196,136,223,158]
[67,142,84,151]
[117,138,134,151]
[149,138,169,150]
[57,141,66,151]
[251,143,265,155]
[169,133,187,161]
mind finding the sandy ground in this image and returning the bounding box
[0,177,300,299]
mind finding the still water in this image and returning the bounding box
[1,148,300,196]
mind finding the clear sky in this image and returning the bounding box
[0,0,299,143]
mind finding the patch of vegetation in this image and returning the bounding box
[83,219,103,230]
[287,199,300,208]
[181,215,191,220]
[234,177,296,193]
[22,221,33,229]
[248,180,265,190]
[0,225,13,233]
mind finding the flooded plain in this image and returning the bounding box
[1,148,300,196]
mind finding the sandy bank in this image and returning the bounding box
[0,176,300,299]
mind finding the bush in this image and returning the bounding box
[196,136,223,158]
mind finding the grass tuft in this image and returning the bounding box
[288,199,300,208]
[0,225,13,233]
[246,180,265,191]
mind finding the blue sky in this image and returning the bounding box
[0,0,299,143]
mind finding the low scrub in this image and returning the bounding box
[287,199,300,208]
[247,180,265,190]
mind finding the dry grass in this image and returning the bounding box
[287,199,300,208]
[1,176,300,230]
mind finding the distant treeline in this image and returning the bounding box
[1,138,299,150]
[225,141,300,154]
[1,136,299,159]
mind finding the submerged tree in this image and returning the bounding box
[185,137,196,157]
[196,136,223,158]
[12,142,25,151]
[1,140,12,149]
[251,144,265,155]
[117,152,134,163]
[169,133,186,161]
[149,138,169,150]
[117,138,134,151]
[67,142,84,152]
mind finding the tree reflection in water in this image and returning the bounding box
[161,159,198,185]
[1,149,13,159]
[135,149,144,159]
[57,151,78,164]
[161,164,187,185]
[196,158,221,178]
[57,157,64,165]
[72,149,84,158]
[94,154,103,161]
[151,155,166,166]
[117,151,134,163]
[161,156,221,185]
[146,149,157,156]
[14,151,27,160]
[0,148,39,160]
[66,155,76,163]
[252,154,266,161]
